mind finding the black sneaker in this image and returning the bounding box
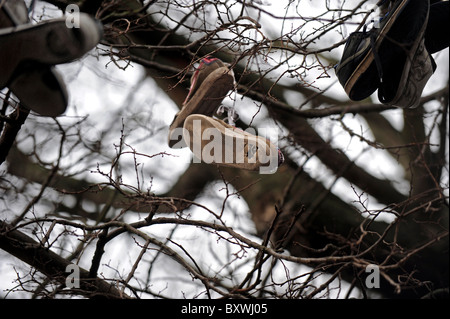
[0,0,68,116]
[336,30,380,101]
[389,36,434,108]
[376,0,431,107]
[0,0,103,116]
[336,0,429,103]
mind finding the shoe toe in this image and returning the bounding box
[76,14,103,53]
[10,66,68,117]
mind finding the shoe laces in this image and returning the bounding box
[28,0,36,15]
[216,81,239,125]
[217,104,239,126]
[368,30,384,84]
[366,0,398,96]
[361,0,388,86]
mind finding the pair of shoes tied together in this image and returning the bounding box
[336,0,434,108]
[168,56,284,173]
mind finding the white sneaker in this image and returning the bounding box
[168,57,234,148]
[183,114,283,173]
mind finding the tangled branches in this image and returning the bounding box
[1,127,447,298]
[1,0,448,299]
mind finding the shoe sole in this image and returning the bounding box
[183,114,279,171]
[168,67,234,148]
[0,14,102,88]
[343,0,409,97]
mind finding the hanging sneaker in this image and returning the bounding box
[0,0,103,116]
[385,37,434,108]
[182,114,283,173]
[377,0,432,108]
[7,64,69,116]
[335,30,380,101]
[0,0,67,116]
[168,56,235,148]
[336,0,430,104]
